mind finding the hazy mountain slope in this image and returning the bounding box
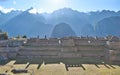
[95,16,120,36]
[43,8,89,36]
[43,8,120,36]
[81,24,95,36]
[2,8,53,37]
[51,23,76,38]
[0,10,21,25]
[88,10,120,26]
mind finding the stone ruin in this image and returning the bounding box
[0,36,120,64]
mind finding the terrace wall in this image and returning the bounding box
[16,37,109,63]
[108,41,120,62]
[0,37,120,63]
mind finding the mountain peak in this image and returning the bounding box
[26,7,33,11]
[51,23,76,38]
[52,7,80,15]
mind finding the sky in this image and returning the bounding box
[0,0,120,13]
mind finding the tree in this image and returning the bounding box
[0,32,8,40]
[22,35,27,38]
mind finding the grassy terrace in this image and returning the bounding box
[0,59,120,75]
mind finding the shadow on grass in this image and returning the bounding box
[37,64,42,69]
[94,64,100,68]
[1,58,120,71]
[65,64,69,71]
[108,64,116,69]
[81,64,86,70]
[103,64,111,69]
[25,63,30,69]
[65,64,86,71]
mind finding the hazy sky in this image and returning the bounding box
[0,0,120,13]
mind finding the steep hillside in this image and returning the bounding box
[81,24,95,36]
[95,16,120,36]
[0,10,21,25]
[2,8,53,37]
[51,23,76,38]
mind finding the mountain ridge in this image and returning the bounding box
[0,8,120,37]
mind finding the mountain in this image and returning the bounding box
[0,10,22,26]
[2,8,53,37]
[95,16,120,36]
[43,8,89,36]
[51,23,76,38]
[43,8,120,36]
[81,24,95,36]
[1,8,120,37]
[88,10,120,26]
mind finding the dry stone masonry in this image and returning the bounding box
[0,36,120,64]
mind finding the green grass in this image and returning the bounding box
[0,59,120,75]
